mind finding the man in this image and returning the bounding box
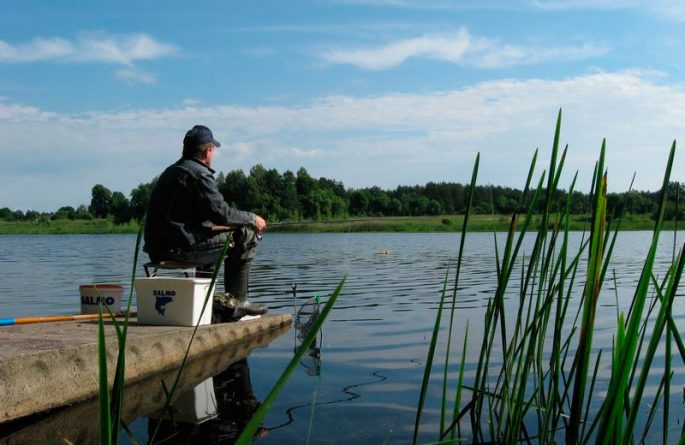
[144,124,267,318]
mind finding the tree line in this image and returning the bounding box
[1,164,682,224]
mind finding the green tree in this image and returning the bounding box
[407,195,430,216]
[369,188,393,216]
[129,180,156,222]
[426,199,442,215]
[318,177,346,199]
[75,205,93,220]
[495,195,517,214]
[387,197,402,216]
[219,170,249,210]
[51,206,76,220]
[0,207,14,221]
[279,170,300,220]
[300,192,321,220]
[296,167,317,197]
[296,168,320,219]
[90,184,113,218]
[349,190,371,216]
[23,210,41,221]
[110,191,132,224]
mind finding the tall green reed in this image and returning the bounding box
[415,110,684,444]
[413,153,479,445]
[98,224,144,445]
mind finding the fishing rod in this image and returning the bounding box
[0,311,136,327]
[266,217,417,227]
[213,217,393,234]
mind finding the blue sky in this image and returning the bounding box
[2,0,685,211]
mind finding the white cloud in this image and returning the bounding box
[273,147,324,159]
[530,0,638,10]
[531,0,685,22]
[330,0,514,9]
[116,68,156,85]
[320,28,608,70]
[334,0,685,21]
[321,28,471,70]
[181,98,205,107]
[0,33,178,65]
[0,37,73,62]
[647,0,685,22]
[1,70,684,211]
[466,40,610,68]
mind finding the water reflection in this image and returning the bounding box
[149,359,268,444]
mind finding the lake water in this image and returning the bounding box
[1,231,684,444]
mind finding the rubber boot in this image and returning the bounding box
[225,237,268,316]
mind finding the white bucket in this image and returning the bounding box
[79,284,123,314]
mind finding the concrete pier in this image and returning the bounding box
[0,314,291,426]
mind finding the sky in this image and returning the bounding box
[2,0,685,211]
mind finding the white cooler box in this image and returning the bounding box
[135,277,215,326]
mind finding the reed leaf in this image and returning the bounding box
[442,321,469,442]
[414,262,451,445]
[540,173,577,442]
[597,141,676,445]
[520,148,538,210]
[623,245,684,442]
[567,138,607,443]
[109,224,144,443]
[580,349,603,444]
[664,318,672,445]
[97,307,112,445]
[640,371,670,445]
[440,153,479,433]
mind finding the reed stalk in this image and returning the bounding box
[97,224,144,445]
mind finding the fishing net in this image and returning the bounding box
[294,295,322,377]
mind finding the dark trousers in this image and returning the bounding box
[148,227,258,299]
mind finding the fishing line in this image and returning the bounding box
[266,370,388,431]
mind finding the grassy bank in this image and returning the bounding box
[0,219,140,234]
[268,213,675,232]
[0,213,677,235]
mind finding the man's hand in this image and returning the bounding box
[254,215,267,232]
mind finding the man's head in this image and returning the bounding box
[182,125,221,164]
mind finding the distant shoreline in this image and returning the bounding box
[0,214,679,235]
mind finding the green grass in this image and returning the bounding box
[0,218,139,234]
[0,213,675,235]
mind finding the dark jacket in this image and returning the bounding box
[144,157,255,254]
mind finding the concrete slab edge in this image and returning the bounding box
[0,314,291,424]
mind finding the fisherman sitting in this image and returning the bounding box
[143,124,268,320]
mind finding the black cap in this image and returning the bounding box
[183,125,221,148]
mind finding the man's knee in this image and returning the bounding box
[229,226,258,262]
